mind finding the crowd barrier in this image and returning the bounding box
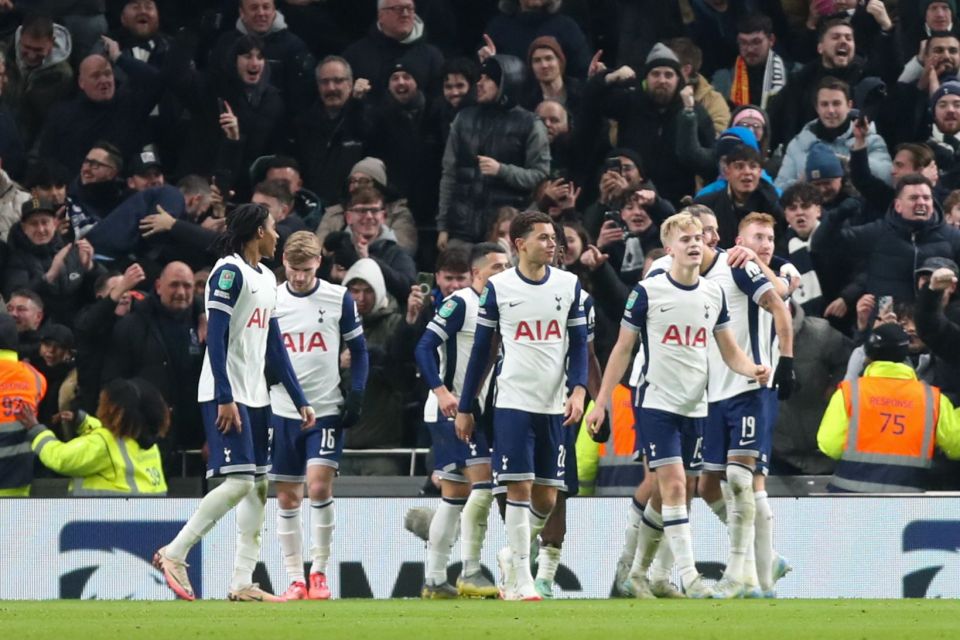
[5,496,959,599]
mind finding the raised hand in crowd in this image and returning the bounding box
[139,205,177,237]
[588,50,607,78]
[75,239,95,271]
[477,33,496,63]
[579,245,609,272]
[219,101,239,141]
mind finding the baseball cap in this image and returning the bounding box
[20,196,59,221]
[864,323,910,363]
[130,149,163,177]
[915,256,959,277]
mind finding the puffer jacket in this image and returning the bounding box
[775,117,892,191]
[2,224,103,326]
[813,200,960,301]
[437,55,550,243]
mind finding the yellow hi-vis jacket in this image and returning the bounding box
[817,361,960,493]
[31,413,167,496]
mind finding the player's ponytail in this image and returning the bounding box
[214,203,270,257]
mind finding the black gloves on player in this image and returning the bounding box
[773,356,795,400]
[341,390,363,429]
[590,414,611,444]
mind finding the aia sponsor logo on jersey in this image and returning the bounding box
[661,324,707,347]
[246,307,270,328]
[283,331,328,352]
[514,319,562,341]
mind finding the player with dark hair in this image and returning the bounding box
[455,211,588,601]
[154,203,315,602]
[414,242,510,599]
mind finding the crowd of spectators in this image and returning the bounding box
[1,0,960,486]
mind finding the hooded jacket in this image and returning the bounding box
[342,16,445,103]
[438,55,550,243]
[211,10,315,116]
[812,199,960,301]
[3,23,73,144]
[341,258,406,449]
[166,34,285,189]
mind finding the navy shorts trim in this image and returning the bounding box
[703,390,765,472]
[203,402,273,478]
[427,418,491,481]
[492,408,566,487]
[269,414,343,481]
[633,407,704,473]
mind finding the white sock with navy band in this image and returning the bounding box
[277,507,304,584]
[461,482,494,576]
[310,499,335,576]
[629,503,662,578]
[426,497,465,586]
[662,503,698,588]
[529,505,550,542]
[506,500,533,584]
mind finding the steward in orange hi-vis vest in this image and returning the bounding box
[817,324,960,493]
[0,315,47,497]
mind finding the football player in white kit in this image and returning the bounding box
[154,204,315,602]
[414,242,510,599]
[586,212,769,599]
[455,211,589,601]
[270,231,369,601]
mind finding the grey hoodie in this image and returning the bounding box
[14,23,72,73]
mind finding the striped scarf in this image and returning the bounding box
[730,50,787,109]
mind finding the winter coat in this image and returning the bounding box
[2,23,73,145]
[2,224,104,326]
[316,199,417,254]
[772,303,852,474]
[691,73,730,136]
[775,118,891,191]
[0,169,30,242]
[294,98,372,205]
[438,56,550,243]
[103,294,205,449]
[38,54,162,174]
[588,72,716,205]
[813,202,960,301]
[166,39,285,190]
[341,258,406,449]
[694,180,786,251]
[210,11,316,116]
[485,3,591,79]
[342,17,445,102]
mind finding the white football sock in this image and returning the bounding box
[649,536,675,583]
[662,504,698,588]
[535,545,562,582]
[310,499,335,576]
[629,503,662,577]
[505,501,533,584]
[166,475,253,561]
[529,505,549,542]
[461,483,493,576]
[754,490,774,590]
[277,507,304,584]
[724,464,755,581]
[426,498,464,585]
[230,476,268,592]
[619,498,644,566]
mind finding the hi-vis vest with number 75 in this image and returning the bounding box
[829,376,940,494]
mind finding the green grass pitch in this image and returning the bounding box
[3,600,960,640]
